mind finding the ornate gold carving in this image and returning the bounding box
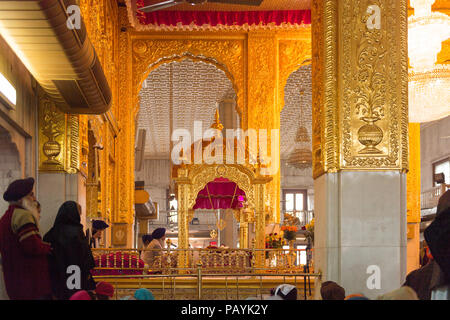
[66,114,80,173]
[312,0,408,176]
[279,37,312,112]
[311,0,327,179]
[39,94,82,174]
[39,97,65,170]
[340,0,407,169]
[174,162,271,268]
[79,1,125,233]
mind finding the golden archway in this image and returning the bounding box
[131,38,246,120]
[174,163,272,270]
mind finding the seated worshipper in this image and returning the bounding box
[140,234,153,258]
[403,246,441,300]
[266,284,297,300]
[423,189,450,300]
[320,281,346,300]
[134,288,155,300]
[345,293,370,300]
[89,219,109,248]
[376,286,419,300]
[69,290,92,300]
[0,178,52,300]
[142,228,166,270]
[44,201,96,300]
[95,281,115,300]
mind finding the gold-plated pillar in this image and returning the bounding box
[312,0,409,176]
[254,183,266,269]
[311,0,409,298]
[247,32,281,223]
[175,168,190,272]
[407,123,421,273]
[239,222,248,249]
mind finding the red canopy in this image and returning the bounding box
[132,0,311,30]
[193,177,246,210]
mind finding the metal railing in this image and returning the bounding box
[91,247,313,275]
[421,184,449,209]
[92,264,321,300]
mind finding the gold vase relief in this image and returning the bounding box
[355,5,386,155]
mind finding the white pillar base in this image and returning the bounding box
[313,171,407,299]
[37,172,86,236]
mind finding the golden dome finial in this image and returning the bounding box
[210,109,224,131]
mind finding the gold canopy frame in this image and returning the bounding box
[173,162,272,270]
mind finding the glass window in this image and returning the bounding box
[285,193,294,212]
[295,193,304,211]
[297,245,307,265]
[283,189,308,221]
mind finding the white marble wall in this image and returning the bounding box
[420,115,450,191]
[314,171,407,299]
[37,173,86,236]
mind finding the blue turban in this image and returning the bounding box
[134,288,154,300]
[151,228,166,240]
[142,234,153,244]
[92,220,109,230]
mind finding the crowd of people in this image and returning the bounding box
[0,177,118,300]
[0,177,449,300]
[318,189,450,301]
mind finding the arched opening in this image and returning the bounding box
[0,125,22,215]
[280,63,314,258]
[135,58,240,249]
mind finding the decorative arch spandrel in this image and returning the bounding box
[279,39,312,112]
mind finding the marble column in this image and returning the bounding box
[312,0,409,299]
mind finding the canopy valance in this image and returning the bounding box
[193,177,246,210]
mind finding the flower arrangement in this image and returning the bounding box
[265,233,285,249]
[265,233,285,259]
[281,226,298,232]
[282,213,300,241]
[281,225,298,241]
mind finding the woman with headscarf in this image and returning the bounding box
[43,201,96,300]
[424,190,450,299]
[403,190,450,300]
[142,228,166,271]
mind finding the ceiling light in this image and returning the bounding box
[0,72,16,107]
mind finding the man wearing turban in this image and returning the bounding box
[142,228,166,271]
[88,219,109,248]
[0,178,52,299]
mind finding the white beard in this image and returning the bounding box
[20,198,40,227]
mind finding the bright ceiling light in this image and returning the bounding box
[408,0,450,123]
[0,72,16,107]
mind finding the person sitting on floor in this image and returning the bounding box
[266,284,297,300]
[376,286,419,300]
[142,228,166,270]
[95,281,115,300]
[320,281,346,300]
[134,288,155,300]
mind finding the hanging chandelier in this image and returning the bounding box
[287,88,312,169]
[287,147,312,170]
[408,0,450,123]
[295,125,310,143]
